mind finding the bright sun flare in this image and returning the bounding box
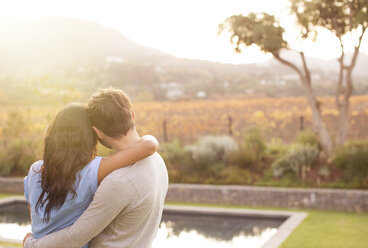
[1,0,367,64]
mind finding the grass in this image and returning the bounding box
[1,195,367,248]
[0,194,21,199]
[0,242,22,247]
[166,202,368,248]
[280,210,368,248]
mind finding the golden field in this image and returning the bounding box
[1,95,367,145]
[133,95,368,143]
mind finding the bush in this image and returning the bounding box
[333,141,368,188]
[188,135,238,169]
[159,139,192,182]
[0,138,38,176]
[272,144,319,179]
[159,139,187,169]
[228,126,268,170]
[242,126,267,163]
[227,148,256,169]
[0,109,40,176]
[267,138,289,160]
[173,135,238,180]
[219,167,252,185]
[295,129,320,148]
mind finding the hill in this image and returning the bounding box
[0,17,172,76]
[0,17,367,102]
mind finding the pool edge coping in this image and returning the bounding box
[0,197,308,248]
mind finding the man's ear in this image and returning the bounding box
[92,126,104,139]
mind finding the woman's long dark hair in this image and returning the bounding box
[36,103,97,222]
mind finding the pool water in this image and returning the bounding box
[153,211,283,248]
[0,202,31,241]
[0,203,285,247]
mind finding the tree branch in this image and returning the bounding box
[350,26,367,67]
[273,53,304,80]
[345,27,366,99]
[336,36,345,109]
[300,51,311,82]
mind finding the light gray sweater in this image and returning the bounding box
[25,153,169,248]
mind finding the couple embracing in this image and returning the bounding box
[23,87,169,247]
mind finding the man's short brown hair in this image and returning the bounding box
[87,87,134,138]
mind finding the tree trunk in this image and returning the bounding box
[335,95,350,147]
[274,53,334,154]
[335,27,366,147]
[301,77,334,154]
[335,47,360,146]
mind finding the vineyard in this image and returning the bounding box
[1,95,368,188]
[1,95,368,145]
[133,95,368,144]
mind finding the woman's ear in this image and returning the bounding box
[132,110,135,120]
[92,126,104,139]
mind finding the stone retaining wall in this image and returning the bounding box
[1,178,367,212]
[0,177,24,195]
[167,184,368,212]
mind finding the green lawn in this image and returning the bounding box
[280,210,368,248]
[0,241,22,247]
[1,196,367,248]
[0,194,22,199]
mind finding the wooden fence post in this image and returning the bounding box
[228,115,233,136]
[300,115,304,131]
[163,118,168,142]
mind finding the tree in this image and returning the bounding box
[219,0,368,154]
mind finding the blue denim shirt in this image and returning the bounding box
[24,157,103,248]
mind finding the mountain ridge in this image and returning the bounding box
[1,17,367,76]
[0,17,367,100]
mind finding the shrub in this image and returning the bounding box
[295,129,320,148]
[188,135,238,165]
[242,126,266,163]
[159,139,186,169]
[267,138,289,160]
[333,141,368,188]
[272,144,319,179]
[318,166,331,179]
[0,138,38,176]
[227,148,256,169]
[159,139,192,182]
[187,135,238,175]
[0,109,40,176]
[227,127,269,171]
[167,169,182,183]
[219,167,252,185]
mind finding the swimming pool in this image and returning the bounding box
[0,197,307,248]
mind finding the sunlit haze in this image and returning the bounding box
[1,0,367,64]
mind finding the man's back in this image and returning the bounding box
[90,152,168,248]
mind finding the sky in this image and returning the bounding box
[1,0,367,64]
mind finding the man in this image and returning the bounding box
[24,87,169,248]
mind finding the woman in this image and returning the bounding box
[23,103,158,247]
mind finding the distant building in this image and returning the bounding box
[281,74,299,80]
[161,82,184,100]
[196,91,207,98]
[105,56,126,64]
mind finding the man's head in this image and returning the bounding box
[87,87,134,143]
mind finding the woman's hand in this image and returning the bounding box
[23,232,33,247]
